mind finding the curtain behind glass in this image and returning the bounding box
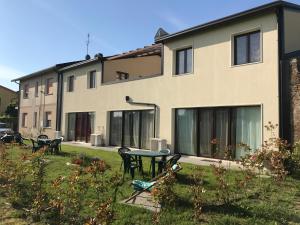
[235,107,261,160]
[199,109,213,157]
[123,112,130,147]
[141,110,154,149]
[68,113,76,141]
[131,112,140,148]
[215,109,229,158]
[176,109,197,156]
[110,111,122,146]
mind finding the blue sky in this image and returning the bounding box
[1,0,300,91]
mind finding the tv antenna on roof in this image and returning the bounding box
[85,33,91,60]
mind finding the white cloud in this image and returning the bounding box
[0,64,24,91]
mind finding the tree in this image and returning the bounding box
[5,102,18,118]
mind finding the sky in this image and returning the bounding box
[1,0,300,91]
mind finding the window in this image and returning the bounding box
[23,84,29,99]
[234,31,261,65]
[46,78,53,95]
[88,71,96,89]
[110,110,154,149]
[175,106,261,160]
[44,112,52,128]
[35,81,39,97]
[22,113,28,127]
[68,76,74,92]
[175,47,192,75]
[33,112,37,128]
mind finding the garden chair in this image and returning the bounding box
[125,163,182,203]
[118,147,142,179]
[48,138,62,154]
[157,153,181,174]
[30,138,42,153]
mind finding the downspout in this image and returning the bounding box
[13,80,20,132]
[55,70,63,137]
[276,6,290,142]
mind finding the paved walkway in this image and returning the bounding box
[63,142,242,170]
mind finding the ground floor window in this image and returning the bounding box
[175,106,261,160]
[109,110,154,149]
[67,112,95,142]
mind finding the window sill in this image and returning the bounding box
[231,60,262,68]
[45,93,53,96]
[172,72,194,77]
[43,127,52,129]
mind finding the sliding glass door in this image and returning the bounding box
[110,111,122,146]
[199,109,213,157]
[123,111,140,148]
[141,110,154,149]
[67,112,95,143]
[235,107,261,159]
[176,109,197,156]
[175,106,261,159]
[109,110,154,149]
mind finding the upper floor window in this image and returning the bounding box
[23,84,29,99]
[68,76,74,92]
[175,47,192,75]
[46,78,53,95]
[44,111,52,128]
[35,81,39,97]
[88,71,96,89]
[234,30,261,65]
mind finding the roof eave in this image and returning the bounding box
[155,1,300,43]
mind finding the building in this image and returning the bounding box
[12,62,80,138]
[0,85,17,115]
[13,1,300,160]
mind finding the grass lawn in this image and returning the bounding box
[1,143,300,225]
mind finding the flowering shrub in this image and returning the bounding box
[211,161,232,205]
[191,166,206,222]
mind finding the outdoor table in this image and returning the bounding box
[125,150,170,178]
[37,138,51,146]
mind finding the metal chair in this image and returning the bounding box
[118,147,141,179]
[31,138,42,153]
[157,153,181,174]
[49,138,62,154]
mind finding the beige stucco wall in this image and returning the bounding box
[0,86,17,115]
[103,55,161,83]
[61,13,279,150]
[19,72,58,138]
[284,8,300,54]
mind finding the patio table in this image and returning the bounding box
[37,138,52,146]
[125,150,170,178]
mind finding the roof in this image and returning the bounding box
[11,61,82,82]
[155,0,300,43]
[107,44,162,60]
[59,56,104,72]
[0,85,17,93]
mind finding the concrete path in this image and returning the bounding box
[62,142,242,170]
